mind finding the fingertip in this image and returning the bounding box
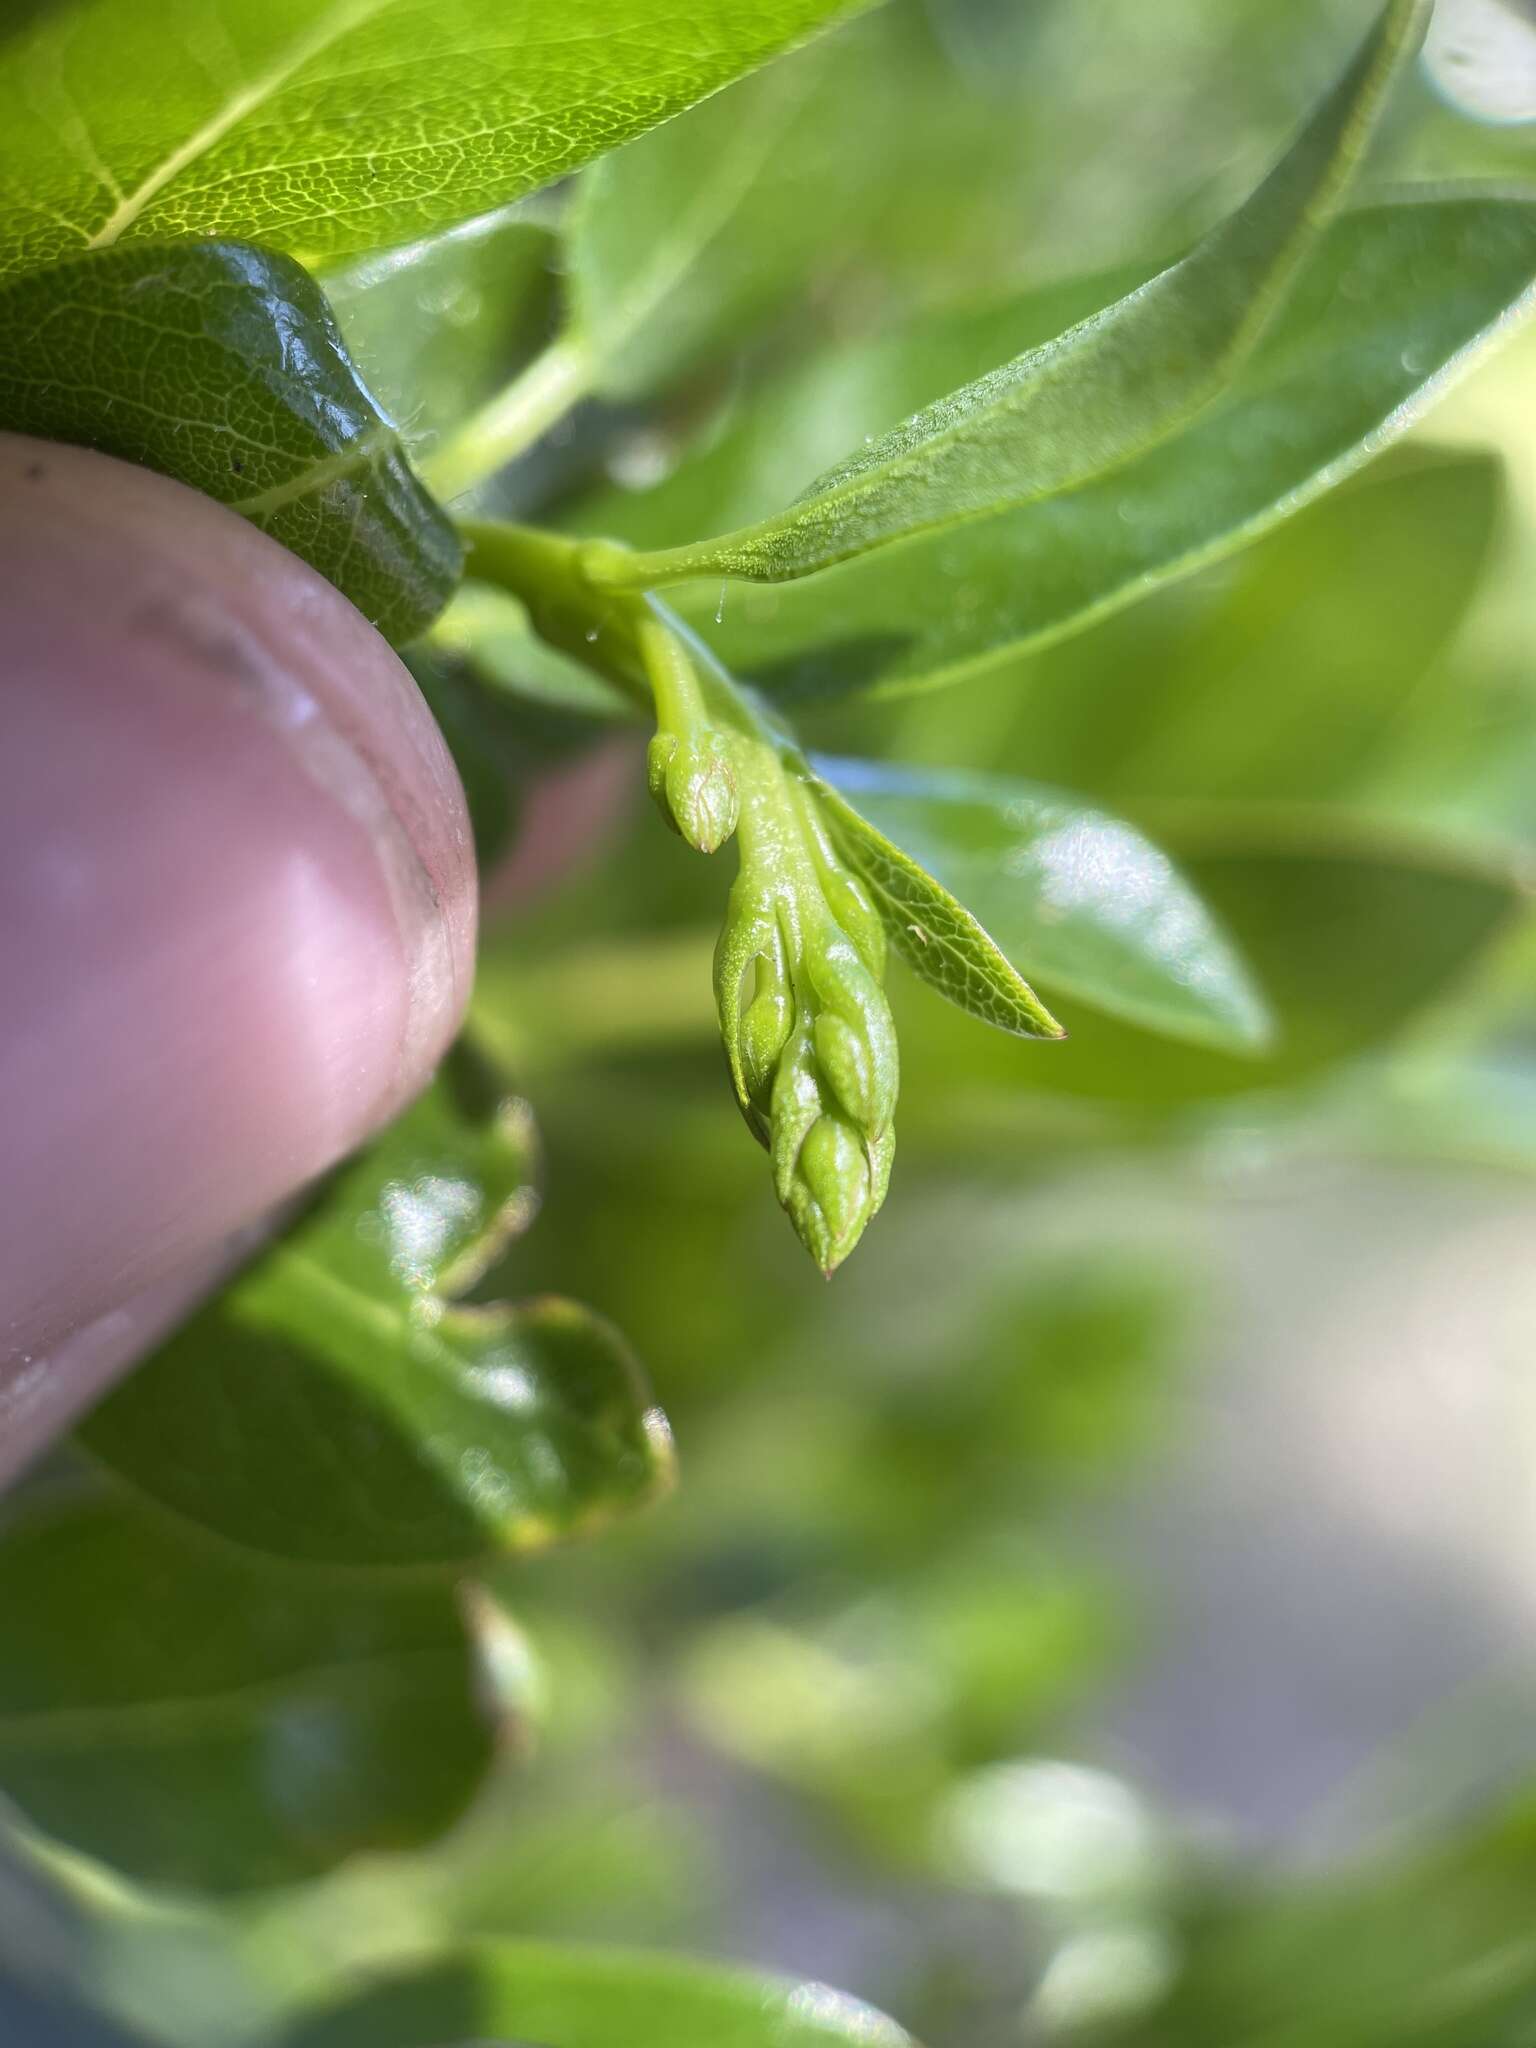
[0,434,476,1396]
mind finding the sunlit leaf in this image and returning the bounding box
[684,195,1536,704]
[0,239,459,643]
[78,1054,674,1568]
[687,198,1536,703]
[0,1493,512,1890]
[279,1943,918,2048]
[591,0,1428,588]
[0,0,863,281]
[816,760,1272,1054]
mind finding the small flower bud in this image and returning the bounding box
[796,1114,872,1271]
[648,726,739,854]
[741,978,794,1111]
[806,939,898,1140]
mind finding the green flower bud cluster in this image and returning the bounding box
[717,783,898,1274]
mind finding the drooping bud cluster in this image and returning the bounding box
[717,783,898,1273]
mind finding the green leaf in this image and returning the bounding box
[0,239,459,644]
[569,268,1134,556]
[278,1943,918,2048]
[78,1054,675,1568]
[0,1493,512,1891]
[589,0,1429,588]
[816,761,1272,1055]
[0,0,863,281]
[323,211,560,452]
[694,197,1536,704]
[1003,816,1527,1106]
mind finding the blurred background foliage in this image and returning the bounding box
[7,0,1536,2042]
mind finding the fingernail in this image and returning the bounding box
[0,434,476,1380]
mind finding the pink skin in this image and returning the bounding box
[0,434,480,1486]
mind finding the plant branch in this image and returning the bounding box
[423,334,592,502]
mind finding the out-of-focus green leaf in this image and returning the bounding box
[898,450,1505,814]
[1088,453,1505,808]
[680,198,1536,704]
[0,0,863,281]
[1013,817,1526,1104]
[0,240,459,644]
[78,1055,674,1568]
[1078,1811,1536,2048]
[435,585,636,723]
[591,1,1427,588]
[323,213,559,452]
[279,1943,917,2048]
[816,760,1271,1054]
[0,1495,509,1891]
[566,24,879,401]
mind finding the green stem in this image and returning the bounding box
[423,335,592,501]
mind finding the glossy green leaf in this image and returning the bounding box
[0,0,862,281]
[816,760,1272,1055]
[591,0,1428,588]
[78,1055,674,1568]
[323,212,560,452]
[0,239,459,643]
[692,197,1536,704]
[1006,817,1526,1105]
[279,1943,917,2048]
[0,1494,509,1891]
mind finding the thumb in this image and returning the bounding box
[0,434,477,1483]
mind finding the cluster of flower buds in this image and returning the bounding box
[717,784,898,1273]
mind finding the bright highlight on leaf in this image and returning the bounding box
[585,0,1432,590]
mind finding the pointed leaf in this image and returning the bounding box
[0,0,864,282]
[808,771,1063,1043]
[279,1944,917,2048]
[78,1055,675,1568]
[0,240,459,643]
[815,761,1271,1054]
[0,1494,513,1891]
[693,198,1536,703]
[597,0,1429,587]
